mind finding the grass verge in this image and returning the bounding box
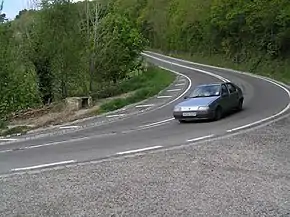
[149,49,290,84]
[96,66,175,114]
[0,125,30,137]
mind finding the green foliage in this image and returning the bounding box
[110,0,290,82]
[0,0,147,119]
[0,23,41,120]
[0,0,7,23]
[0,125,30,136]
[98,67,175,113]
[94,12,146,83]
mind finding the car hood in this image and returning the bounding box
[177,96,219,107]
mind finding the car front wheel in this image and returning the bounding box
[213,106,222,121]
[236,98,243,111]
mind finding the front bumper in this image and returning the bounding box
[173,110,215,121]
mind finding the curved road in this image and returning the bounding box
[0,51,289,175]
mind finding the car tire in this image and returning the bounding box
[213,106,222,121]
[236,98,243,111]
[179,120,186,123]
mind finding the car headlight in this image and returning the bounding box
[174,106,182,111]
[198,106,209,111]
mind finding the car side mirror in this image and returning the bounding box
[184,95,189,99]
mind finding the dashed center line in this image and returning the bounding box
[116,146,162,155]
[11,160,76,172]
[186,134,215,142]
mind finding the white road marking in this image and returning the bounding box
[0,133,117,153]
[187,134,215,142]
[11,160,76,172]
[106,114,125,118]
[0,138,18,141]
[135,104,155,108]
[167,88,181,92]
[116,146,162,155]
[175,83,186,86]
[0,149,13,153]
[142,52,230,82]
[138,118,175,128]
[59,126,80,129]
[157,95,172,98]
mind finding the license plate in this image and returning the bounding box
[182,112,197,117]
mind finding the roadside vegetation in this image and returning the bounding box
[0,0,175,133]
[111,0,290,83]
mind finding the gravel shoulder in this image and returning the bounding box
[1,115,290,216]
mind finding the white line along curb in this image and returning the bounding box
[142,52,230,82]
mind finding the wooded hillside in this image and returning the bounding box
[1,0,290,124]
[0,0,147,123]
[112,0,290,81]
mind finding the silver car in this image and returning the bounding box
[173,82,244,123]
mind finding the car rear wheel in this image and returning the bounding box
[213,106,222,121]
[179,120,186,123]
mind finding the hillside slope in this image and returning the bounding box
[112,0,290,83]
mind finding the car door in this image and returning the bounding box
[220,84,231,112]
[226,82,239,108]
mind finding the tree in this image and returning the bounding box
[0,0,7,23]
[94,13,146,83]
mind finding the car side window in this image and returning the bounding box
[221,84,229,95]
[226,83,237,94]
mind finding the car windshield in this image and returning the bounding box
[189,85,221,98]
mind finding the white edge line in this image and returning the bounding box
[0,149,13,153]
[135,104,155,108]
[187,134,215,142]
[142,52,229,82]
[11,160,76,172]
[157,95,172,98]
[106,114,125,118]
[116,146,162,155]
[59,126,80,129]
[0,138,18,141]
[143,51,290,132]
[167,89,181,92]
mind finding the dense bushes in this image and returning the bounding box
[111,0,290,81]
[0,0,147,121]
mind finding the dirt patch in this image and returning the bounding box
[8,91,136,129]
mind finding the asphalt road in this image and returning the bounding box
[0,51,289,175]
[1,114,290,216]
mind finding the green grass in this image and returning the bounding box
[97,66,175,114]
[0,125,30,137]
[149,48,290,85]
